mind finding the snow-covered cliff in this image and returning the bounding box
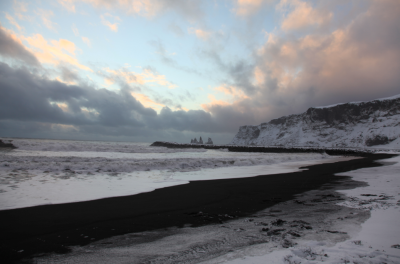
[230,94,400,149]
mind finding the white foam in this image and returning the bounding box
[7,138,207,153]
[0,139,346,210]
[0,158,345,211]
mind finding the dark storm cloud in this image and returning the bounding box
[59,66,81,83]
[0,25,39,66]
[0,62,236,142]
[0,62,153,127]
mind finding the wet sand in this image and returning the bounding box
[0,153,395,263]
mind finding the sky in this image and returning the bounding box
[0,0,399,144]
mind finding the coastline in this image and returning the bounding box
[0,153,396,263]
[208,154,400,264]
[150,141,383,156]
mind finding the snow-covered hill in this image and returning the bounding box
[230,94,400,149]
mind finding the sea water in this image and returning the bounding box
[0,138,343,210]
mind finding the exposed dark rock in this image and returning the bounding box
[266,229,286,236]
[365,135,394,146]
[391,244,400,249]
[325,230,347,234]
[150,141,380,156]
[271,219,286,226]
[292,220,310,225]
[287,231,301,237]
[281,239,295,248]
[0,139,16,149]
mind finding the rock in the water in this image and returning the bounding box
[0,139,16,149]
[206,137,213,145]
[199,137,203,144]
[271,219,286,226]
[266,229,286,236]
[287,230,301,237]
[281,239,295,248]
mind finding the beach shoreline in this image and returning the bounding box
[0,153,396,263]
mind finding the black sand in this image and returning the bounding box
[0,153,395,263]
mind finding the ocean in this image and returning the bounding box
[0,138,337,210]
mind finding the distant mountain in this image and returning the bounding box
[230,94,400,149]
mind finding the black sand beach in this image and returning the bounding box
[0,153,396,263]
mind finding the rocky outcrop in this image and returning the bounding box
[230,94,400,149]
[0,139,16,149]
[190,137,213,145]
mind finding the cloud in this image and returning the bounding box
[5,13,23,31]
[13,0,29,20]
[81,36,91,47]
[258,0,400,101]
[58,0,204,22]
[0,62,241,143]
[22,33,93,71]
[0,25,39,65]
[148,39,202,76]
[56,66,81,85]
[198,47,257,95]
[35,9,58,32]
[149,39,176,65]
[0,62,155,127]
[214,84,250,100]
[168,23,184,37]
[277,0,332,31]
[102,66,177,89]
[205,0,400,127]
[232,0,272,17]
[130,92,166,111]
[101,13,121,32]
[189,28,211,41]
[72,23,79,36]
[58,0,77,12]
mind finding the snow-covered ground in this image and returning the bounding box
[32,154,399,264]
[230,94,400,149]
[0,138,338,210]
[205,154,400,264]
[313,93,400,109]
